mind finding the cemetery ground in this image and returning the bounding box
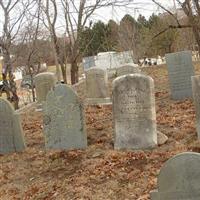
[1,63,200,200]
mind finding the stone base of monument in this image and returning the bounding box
[85,98,112,105]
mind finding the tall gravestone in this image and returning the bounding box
[113,74,157,150]
[150,152,200,200]
[34,72,56,103]
[116,63,141,77]
[85,68,111,105]
[43,84,87,150]
[192,75,200,139]
[0,98,26,154]
[166,51,195,100]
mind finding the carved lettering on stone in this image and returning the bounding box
[113,74,157,150]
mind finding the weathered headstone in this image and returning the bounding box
[85,68,111,105]
[113,74,157,150]
[166,51,195,100]
[116,63,141,77]
[192,75,200,139]
[34,72,56,103]
[43,84,87,150]
[150,152,200,200]
[0,98,26,154]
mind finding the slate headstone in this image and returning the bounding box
[113,74,157,150]
[85,68,110,105]
[34,72,56,103]
[151,152,200,200]
[166,51,195,100]
[0,98,26,154]
[43,84,87,150]
[192,75,200,139]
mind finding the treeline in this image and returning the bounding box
[79,13,195,60]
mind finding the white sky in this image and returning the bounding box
[93,0,176,23]
[0,0,178,35]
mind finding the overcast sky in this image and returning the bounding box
[94,0,176,23]
[0,0,177,35]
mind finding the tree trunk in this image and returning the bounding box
[192,25,200,55]
[2,72,10,100]
[28,65,36,102]
[8,71,19,109]
[3,53,19,109]
[60,63,67,84]
[71,61,79,85]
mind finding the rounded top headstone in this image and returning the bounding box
[34,72,55,81]
[119,63,139,68]
[47,84,79,103]
[113,73,153,88]
[116,63,141,77]
[85,67,106,74]
[158,152,200,192]
[0,98,14,115]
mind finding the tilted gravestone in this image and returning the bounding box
[192,75,200,139]
[85,67,111,105]
[34,72,56,103]
[116,63,141,77]
[150,152,200,200]
[113,74,157,150]
[166,51,195,100]
[0,98,26,154]
[43,84,87,150]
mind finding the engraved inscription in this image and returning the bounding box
[166,51,194,99]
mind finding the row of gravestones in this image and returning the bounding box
[1,58,200,199]
[2,52,200,153]
[1,96,200,199]
[0,71,156,153]
[84,63,141,105]
[166,50,200,139]
[0,74,158,155]
[150,51,200,199]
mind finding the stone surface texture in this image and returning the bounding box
[192,75,200,139]
[85,68,109,99]
[43,84,87,150]
[113,74,157,150]
[166,51,194,100]
[151,152,200,200]
[0,98,26,154]
[116,63,141,77]
[34,72,56,102]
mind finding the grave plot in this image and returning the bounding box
[0,63,200,199]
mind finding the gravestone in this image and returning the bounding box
[116,63,141,77]
[34,72,56,103]
[85,68,111,105]
[166,51,195,100]
[0,98,26,154]
[192,75,200,139]
[113,74,157,150]
[150,152,200,200]
[43,84,87,150]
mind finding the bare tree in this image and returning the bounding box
[152,0,200,53]
[21,0,43,102]
[40,0,63,83]
[61,0,137,84]
[0,0,31,109]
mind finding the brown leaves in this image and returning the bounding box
[1,65,200,199]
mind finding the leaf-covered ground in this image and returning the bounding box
[1,63,200,200]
